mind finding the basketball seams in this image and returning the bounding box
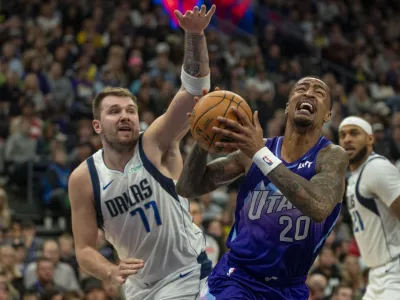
[237,101,252,122]
[191,96,227,136]
[207,93,235,151]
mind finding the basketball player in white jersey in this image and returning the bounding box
[338,116,400,300]
[68,5,216,300]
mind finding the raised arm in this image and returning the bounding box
[68,163,143,285]
[176,143,246,198]
[144,5,216,150]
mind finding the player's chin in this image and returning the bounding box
[293,114,314,128]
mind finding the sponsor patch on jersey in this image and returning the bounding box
[128,163,143,174]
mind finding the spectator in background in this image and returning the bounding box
[189,199,220,267]
[57,234,78,280]
[41,148,70,225]
[0,245,23,296]
[306,273,327,300]
[0,188,11,230]
[46,62,74,114]
[21,221,43,265]
[198,193,223,223]
[311,246,342,298]
[5,118,37,187]
[331,284,353,300]
[24,240,80,293]
[26,257,64,297]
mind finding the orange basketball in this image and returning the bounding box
[190,90,253,153]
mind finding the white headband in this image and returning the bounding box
[339,116,372,135]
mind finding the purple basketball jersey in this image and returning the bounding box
[225,136,341,282]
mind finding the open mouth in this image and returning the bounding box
[344,146,355,151]
[296,99,315,114]
[118,126,132,132]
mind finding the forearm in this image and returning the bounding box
[252,146,346,223]
[267,164,334,222]
[176,144,245,198]
[76,246,116,281]
[176,143,209,198]
[183,32,209,79]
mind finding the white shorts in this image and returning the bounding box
[363,256,400,300]
[123,264,208,300]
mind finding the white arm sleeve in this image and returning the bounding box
[362,158,400,207]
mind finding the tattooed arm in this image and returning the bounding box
[176,144,247,198]
[267,144,349,222]
[144,6,215,153]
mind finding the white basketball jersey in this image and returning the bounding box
[346,153,400,268]
[86,133,210,285]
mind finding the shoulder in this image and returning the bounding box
[316,144,349,174]
[363,155,399,177]
[68,160,92,199]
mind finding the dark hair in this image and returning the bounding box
[92,87,137,120]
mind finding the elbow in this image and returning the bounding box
[75,247,91,269]
[75,249,85,266]
[309,206,332,223]
[310,214,326,223]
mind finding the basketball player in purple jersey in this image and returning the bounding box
[176,77,349,299]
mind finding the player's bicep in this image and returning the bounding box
[68,165,99,252]
[311,145,349,205]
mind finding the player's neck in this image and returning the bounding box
[102,144,136,172]
[281,124,322,163]
[349,148,373,172]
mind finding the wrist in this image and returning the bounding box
[107,264,118,280]
[181,66,210,95]
[252,147,282,176]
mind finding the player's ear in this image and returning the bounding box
[323,111,331,123]
[367,134,374,146]
[93,120,101,134]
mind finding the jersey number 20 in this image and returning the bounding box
[130,200,162,232]
[279,215,311,242]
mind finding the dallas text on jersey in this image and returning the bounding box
[105,178,153,218]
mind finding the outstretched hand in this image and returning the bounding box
[174,5,216,34]
[213,108,265,158]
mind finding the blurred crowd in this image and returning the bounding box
[0,0,399,299]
